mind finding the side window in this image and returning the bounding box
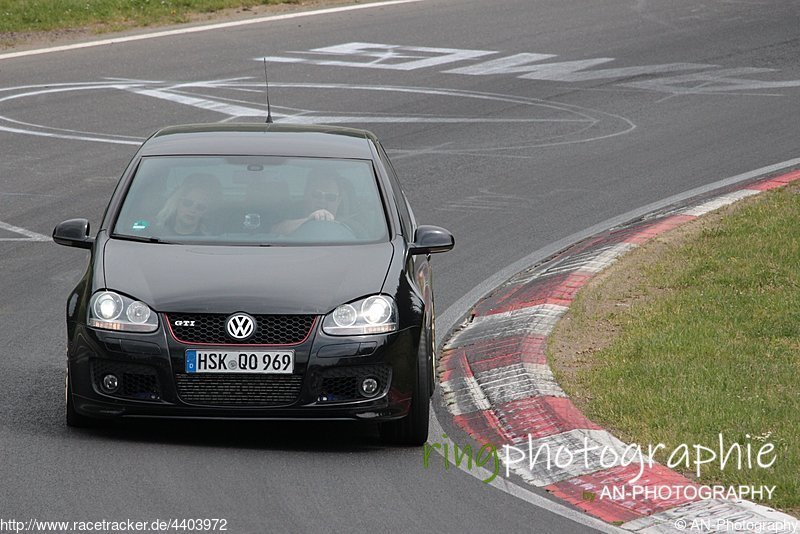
[376,143,413,237]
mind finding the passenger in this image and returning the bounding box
[155,174,220,236]
[272,173,345,235]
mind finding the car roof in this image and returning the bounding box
[139,123,378,159]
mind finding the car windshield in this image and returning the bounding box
[113,156,389,245]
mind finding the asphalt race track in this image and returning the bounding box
[1,0,799,531]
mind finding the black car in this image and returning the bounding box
[54,123,454,445]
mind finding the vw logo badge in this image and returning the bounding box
[226,313,255,340]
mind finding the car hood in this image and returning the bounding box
[102,239,395,314]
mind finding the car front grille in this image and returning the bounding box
[91,359,161,401]
[174,373,303,406]
[166,313,316,345]
[317,365,391,403]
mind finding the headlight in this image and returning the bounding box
[322,295,397,335]
[88,291,158,332]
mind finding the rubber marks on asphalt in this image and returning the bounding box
[472,272,593,315]
[615,215,696,246]
[438,169,800,529]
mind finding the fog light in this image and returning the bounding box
[359,377,379,398]
[102,374,119,393]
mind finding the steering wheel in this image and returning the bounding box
[291,218,357,240]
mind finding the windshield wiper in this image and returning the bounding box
[112,234,176,244]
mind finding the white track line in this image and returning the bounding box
[0,0,423,61]
[432,157,800,532]
[428,407,625,533]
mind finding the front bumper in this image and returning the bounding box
[67,319,420,422]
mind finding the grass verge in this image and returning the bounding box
[548,182,800,515]
[0,0,301,34]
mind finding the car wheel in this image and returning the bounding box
[380,330,430,446]
[65,370,98,428]
[427,312,436,398]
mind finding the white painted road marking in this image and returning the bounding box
[622,67,800,94]
[0,82,150,145]
[446,54,711,82]
[0,1,424,61]
[129,84,595,123]
[0,80,635,153]
[274,42,496,71]
[262,41,800,95]
[129,88,265,117]
[0,221,50,242]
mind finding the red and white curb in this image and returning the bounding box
[439,170,800,531]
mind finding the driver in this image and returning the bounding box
[272,172,343,235]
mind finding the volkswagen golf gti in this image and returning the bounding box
[54,123,454,445]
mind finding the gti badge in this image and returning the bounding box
[226,313,256,340]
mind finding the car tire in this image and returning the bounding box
[65,370,98,428]
[426,315,436,398]
[379,330,430,446]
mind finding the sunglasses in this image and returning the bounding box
[311,190,340,203]
[180,198,210,212]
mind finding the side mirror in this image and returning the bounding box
[53,218,94,249]
[409,225,455,255]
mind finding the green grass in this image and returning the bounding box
[550,185,800,514]
[0,0,300,34]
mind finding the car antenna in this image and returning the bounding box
[263,58,273,124]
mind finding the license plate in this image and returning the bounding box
[185,349,294,374]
